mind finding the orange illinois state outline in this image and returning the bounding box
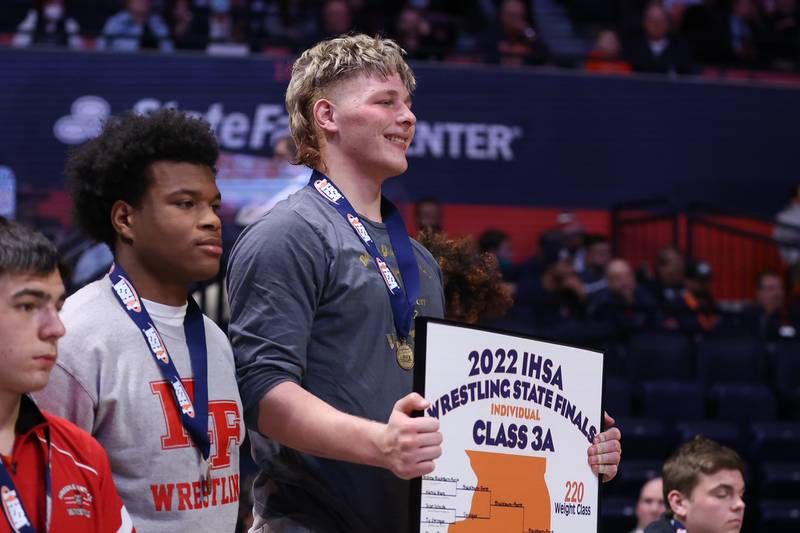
[449,450,551,533]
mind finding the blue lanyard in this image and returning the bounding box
[108,264,210,462]
[0,428,52,533]
[671,518,687,532]
[308,170,420,341]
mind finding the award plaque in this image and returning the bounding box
[410,318,604,533]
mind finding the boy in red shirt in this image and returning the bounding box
[0,218,132,532]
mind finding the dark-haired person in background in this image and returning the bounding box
[740,271,799,339]
[0,218,133,532]
[625,2,693,74]
[577,234,612,297]
[12,0,83,49]
[588,258,659,336]
[98,0,174,53]
[414,197,443,234]
[645,436,746,533]
[478,0,549,66]
[478,228,519,284]
[33,110,243,532]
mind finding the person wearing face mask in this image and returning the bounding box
[206,0,250,49]
[168,0,250,53]
[98,0,174,53]
[12,0,83,49]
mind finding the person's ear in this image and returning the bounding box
[111,200,136,245]
[667,489,689,521]
[313,98,338,135]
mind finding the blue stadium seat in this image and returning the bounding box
[714,384,777,422]
[696,336,763,385]
[602,341,627,379]
[709,384,777,423]
[613,418,674,461]
[749,422,800,462]
[627,332,694,381]
[640,380,705,421]
[600,495,636,533]
[759,500,800,533]
[770,341,800,418]
[759,463,800,500]
[603,459,662,498]
[603,377,632,418]
[674,420,741,452]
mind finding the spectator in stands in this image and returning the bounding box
[393,5,437,60]
[683,259,720,332]
[762,0,800,65]
[586,29,633,74]
[312,0,355,43]
[204,0,251,53]
[741,271,799,339]
[479,228,518,283]
[515,245,587,336]
[625,2,694,74]
[415,197,443,234]
[632,476,665,533]
[478,0,549,66]
[680,0,732,64]
[645,436,745,533]
[556,211,586,266]
[167,0,204,50]
[235,132,311,227]
[168,0,252,54]
[588,258,658,334]
[775,184,800,298]
[249,0,317,52]
[97,0,174,53]
[725,0,768,65]
[418,230,512,324]
[12,0,83,49]
[646,245,686,304]
[577,234,612,296]
[641,245,700,331]
[664,0,704,27]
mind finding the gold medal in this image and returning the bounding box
[396,341,414,370]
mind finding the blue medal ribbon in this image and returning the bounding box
[107,263,210,462]
[0,428,51,533]
[308,170,420,342]
[670,518,687,533]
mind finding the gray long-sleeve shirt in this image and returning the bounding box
[228,185,445,533]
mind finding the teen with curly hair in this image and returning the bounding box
[34,109,244,532]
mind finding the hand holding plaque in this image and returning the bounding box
[378,392,444,480]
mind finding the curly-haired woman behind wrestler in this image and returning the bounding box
[417,229,512,324]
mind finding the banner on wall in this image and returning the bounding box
[1,48,797,215]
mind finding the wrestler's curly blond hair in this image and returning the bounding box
[285,34,416,170]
